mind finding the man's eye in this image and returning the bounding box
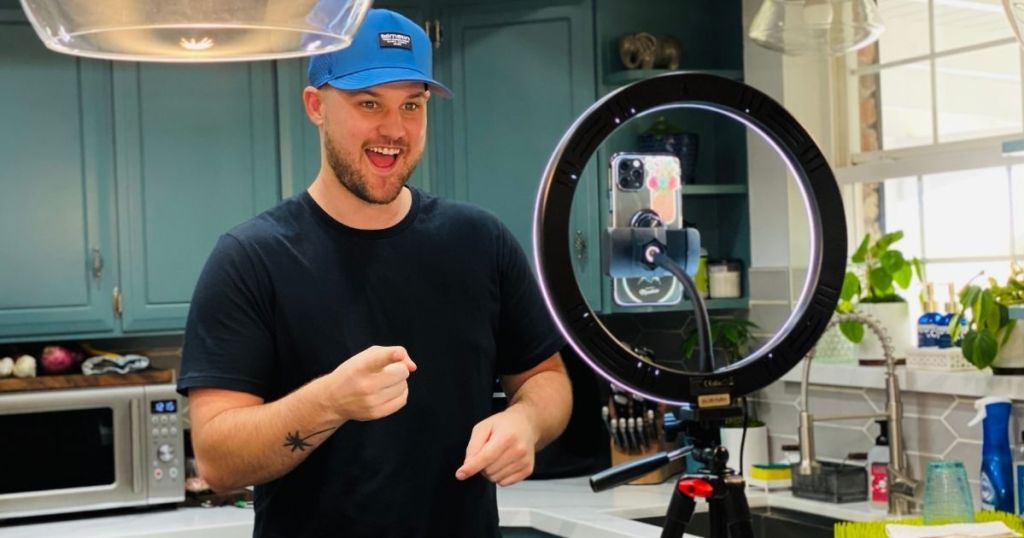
[403,102,421,112]
[361,101,379,110]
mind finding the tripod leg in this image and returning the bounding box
[661,486,696,538]
[708,498,728,538]
[721,478,754,538]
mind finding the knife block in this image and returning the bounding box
[609,438,686,485]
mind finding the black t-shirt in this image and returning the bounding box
[178,188,565,538]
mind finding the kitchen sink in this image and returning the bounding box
[633,506,841,538]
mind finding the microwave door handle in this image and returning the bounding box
[130,399,143,495]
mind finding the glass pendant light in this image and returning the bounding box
[19,0,373,62]
[748,0,884,56]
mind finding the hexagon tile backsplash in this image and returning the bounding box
[751,378,1018,493]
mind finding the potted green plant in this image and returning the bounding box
[837,231,923,362]
[720,415,768,477]
[950,265,1024,372]
[681,317,759,366]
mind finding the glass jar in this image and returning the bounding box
[708,260,742,299]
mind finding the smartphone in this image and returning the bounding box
[609,153,684,307]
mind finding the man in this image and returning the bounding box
[177,8,572,538]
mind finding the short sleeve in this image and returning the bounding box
[177,234,276,399]
[495,224,566,375]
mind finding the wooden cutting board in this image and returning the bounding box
[0,368,175,393]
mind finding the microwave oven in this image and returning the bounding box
[0,383,185,520]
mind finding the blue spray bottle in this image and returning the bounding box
[969,396,1014,512]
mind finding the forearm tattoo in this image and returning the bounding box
[282,427,336,452]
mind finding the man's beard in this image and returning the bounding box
[324,131,420,205]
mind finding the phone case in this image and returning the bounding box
[609,153,683,307]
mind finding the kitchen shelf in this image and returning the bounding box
[0,368,174,393]
[779,362,1024,399]
[603,68,744,87]
[681,184,747,196]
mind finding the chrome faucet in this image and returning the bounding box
[797,311,921,516]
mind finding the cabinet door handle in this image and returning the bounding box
[433,19,442,49]
[574,230,588,261]
[91,248,103,282]
[113,286,123,319]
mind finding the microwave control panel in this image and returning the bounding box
[144,384,186,502]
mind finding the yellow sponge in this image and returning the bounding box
[750,463,792,481]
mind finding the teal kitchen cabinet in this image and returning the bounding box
[0,9,280,341]
[111,62,279,333]
[592,0,750,314]
[444,2,600,306]
[0,20,119,340]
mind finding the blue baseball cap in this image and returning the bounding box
[308,9,452,98]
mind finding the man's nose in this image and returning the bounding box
[377,107,405,140]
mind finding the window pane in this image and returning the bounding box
[880,61,935,149]
[1011,164,1024,256]
[934,0,1014,52]
[921,167,1011,257]
[936,44,1023,143]
[881,176,923,257]
[877,0,931,63]
[925,260,1012,292]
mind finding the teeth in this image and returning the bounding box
[368,147,401,156]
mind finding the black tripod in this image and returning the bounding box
[590,404,754,538]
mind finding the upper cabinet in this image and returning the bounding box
[0,14,280,342]
[0,22,118,340]
[591,0,750,314]
[0,0,751,342]
[111,62,279,333]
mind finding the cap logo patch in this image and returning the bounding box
[379,33,412,50]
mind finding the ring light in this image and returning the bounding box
[532,72,846,406]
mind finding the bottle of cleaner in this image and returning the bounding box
[1016,431,1024,515]
[969,396,1014,512]
[868,419,891,504]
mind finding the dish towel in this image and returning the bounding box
[886,522,1022,538]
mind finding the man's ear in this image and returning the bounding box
[302,86,325,127]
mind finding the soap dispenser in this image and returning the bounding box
[969,396,1014,512]
[941,283,966,348]
[868,419,891,504]
[918,283,941,348]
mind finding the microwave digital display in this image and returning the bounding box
[151,399,177,414]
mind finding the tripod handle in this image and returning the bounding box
[590,451,671,492]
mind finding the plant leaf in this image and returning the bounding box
[893,262,913,289]
[962,331,978,362]
[881,250,905,275]
[982,291,1000,330]
[974,331,999,369]
[949,313,964,340]
[960,285,982,312]
[911,258,925,283]
[851,234,870,264]
[868,267,893,297]
[839,320,864,343]
[840,272,861,302]
[870,231,904,259]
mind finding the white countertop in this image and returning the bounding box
[0,477,895,538]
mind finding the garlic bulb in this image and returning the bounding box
[0,357,12,377]
[13,355,36,378]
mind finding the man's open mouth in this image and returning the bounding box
[365,146,402,170]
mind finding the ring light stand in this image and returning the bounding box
[532,73,847,538]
